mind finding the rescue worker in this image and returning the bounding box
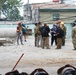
[16,22,23,45]
[57,20,62,27]
[61,22,66,46]
[55,24,64,49]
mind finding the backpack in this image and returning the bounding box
[41,27,48,36]
[60,29,64,37]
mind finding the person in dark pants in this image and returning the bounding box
[34,23,38,46]
[61,22,66,46]
[55,24,64,49]
[50,24,57,46]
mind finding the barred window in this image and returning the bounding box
[52,13,60,21]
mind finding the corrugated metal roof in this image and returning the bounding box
[31,3,76,9]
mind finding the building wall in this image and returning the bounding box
[23,4,32,22]
[39,11,76,23]
[64,0,74,4]
[59,12,76,23]
[32,8,39,23]
[23,4,40,23]
[39,12,51,23]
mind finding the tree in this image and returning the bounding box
[0,0,6,17]
[0,0,23,20]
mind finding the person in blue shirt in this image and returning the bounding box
[50,24,57,46]
[22,23,27,42]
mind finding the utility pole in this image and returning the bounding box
[27,0,29,4]
[27,0,32,22]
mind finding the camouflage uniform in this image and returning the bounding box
[34,25,38,46]
[36,24,42,47]
[41,24,50,49]
[72,26,76,50]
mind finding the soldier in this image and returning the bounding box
[34,23,38,46]
[36,22,42,47]
[72,23,76,50]
[41,23,50,49]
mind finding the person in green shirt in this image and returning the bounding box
[22,24,27,42]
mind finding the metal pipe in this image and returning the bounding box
[11,53,24,71]
[0,28,16,38]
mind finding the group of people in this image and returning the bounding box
[50,20,66,49]
[34,20,66,49]
[34,22,50,49]
[16,20,76,50]
[16,22,27,45]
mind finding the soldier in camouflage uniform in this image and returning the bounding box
[34,23,38,46]
[36,22,42,47]
[72,24,76,50]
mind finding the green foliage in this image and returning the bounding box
[0,0,23,20]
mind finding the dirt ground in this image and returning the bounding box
[0,36,76,75]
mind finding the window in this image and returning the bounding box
[52,13,60,21]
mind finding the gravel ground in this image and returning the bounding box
[0,36,76,75]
